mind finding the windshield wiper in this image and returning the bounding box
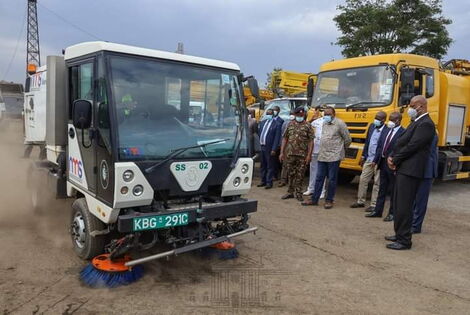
[145,138,229,174]
[345,101,387,109]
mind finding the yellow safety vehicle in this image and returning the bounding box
[309,54,470,181]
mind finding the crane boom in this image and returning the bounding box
[27,0,40,75]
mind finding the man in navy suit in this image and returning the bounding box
[272,105,284,180]
[412,134,438,233]
[366,112,405,220]
[257,108,282,189]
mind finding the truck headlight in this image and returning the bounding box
[233,177,241,187]
[123,170,134,182]
[241,164,249,174]
[133,185,144,196]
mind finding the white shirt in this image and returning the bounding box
[414,112,429,122]
[311,117,324,155]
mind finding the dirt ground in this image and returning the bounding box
[1,120,470,315]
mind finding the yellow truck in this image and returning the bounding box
[310,53,470,181]
[269,70,316,97]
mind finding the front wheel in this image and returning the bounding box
[70,198,107,260]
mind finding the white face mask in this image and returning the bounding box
[407,107,418,120]
[386,121,396,129]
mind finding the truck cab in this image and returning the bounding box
[26,42,258,261]
[312,54,470,181]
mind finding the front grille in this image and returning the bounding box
[348,129,366,134]
[346,122,368,127]
[351,138,366,144]
[345,148,358,159]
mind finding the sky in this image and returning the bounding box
[1,0,469,86]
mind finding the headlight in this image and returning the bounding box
[123,170,134,182]
[233,177,241,187]
[120,186,129,194]
[241,164,249,174]
[133,185,144,196]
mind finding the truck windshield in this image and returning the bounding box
[108,55,246,161]
[312,66,394,108]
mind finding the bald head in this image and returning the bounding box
[410,95,428,116]
[375,111,387,121]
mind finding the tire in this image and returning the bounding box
[70,198,107,260]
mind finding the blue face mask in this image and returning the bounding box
[324,115,332,123]
[373,119,383,127]
[295,116,304,122]
[265,115,273,120]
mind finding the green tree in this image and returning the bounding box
[334,0,452,59]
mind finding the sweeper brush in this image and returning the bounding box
[80,254,144,288]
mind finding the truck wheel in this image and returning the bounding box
[70,198,107,260]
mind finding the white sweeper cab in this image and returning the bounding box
[24,41,259,264]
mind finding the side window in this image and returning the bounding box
[96,58,111,151]
[425,70,434,98]
[69,62,94,119]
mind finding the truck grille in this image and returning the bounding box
[345,148,358,159]
[348,129,366,134]
[346,122,368,127]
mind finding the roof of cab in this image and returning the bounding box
[320,53,439,72]
[64,41,240,71]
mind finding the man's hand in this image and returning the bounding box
[305,156,312,165]
[271,150,277,156]
[387,157,396,170]
[279,153,284,162]
[359,157,365,167]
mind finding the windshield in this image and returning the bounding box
[261,99,307,121]
[312,66,394,108]
[108,55,246,160]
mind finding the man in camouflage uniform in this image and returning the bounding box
[279,107,314,201]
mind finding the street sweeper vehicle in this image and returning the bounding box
[24,41,259,286]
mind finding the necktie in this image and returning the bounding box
[382,129,394,157]
[260,120,272,145]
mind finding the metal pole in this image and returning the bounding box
[125,226,258,267]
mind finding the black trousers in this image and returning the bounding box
[374,162,396,216]
[260,146,276,185]
[393,173,421,247]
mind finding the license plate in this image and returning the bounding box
[133,212,189,231]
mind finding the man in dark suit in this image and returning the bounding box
[386,96,436,250]
[412,134,438,233]
[257,108,282,189]
[366,112,405,220]
[272,105,284,180]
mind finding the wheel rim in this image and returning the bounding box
[71,212,86,249]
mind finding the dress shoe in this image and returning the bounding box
[257,183,266,187]
[265,184,273,189]
[383,214,394,222]
[365,206,375,212]
[324,201,333,209]
[365,211,381,218]
[281,193,294,200]
[350,202,365,208]
[386,242,411,250]
[384,235,397,242]
[301,200,318,206]
[411,228,421,234]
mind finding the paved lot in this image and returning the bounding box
[1,120,470,314]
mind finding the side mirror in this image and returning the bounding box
[259,100,265,110]
[72,99,92,129]
[247,77,260,100]
[306,76,315,105]
[399,68,415,106]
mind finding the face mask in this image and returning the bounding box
[265,115,273,120]
[295,116,304,122]
[289,114,295,121]
[273,110,279,116]
[373,119,383,127]
[324,115,332,123]
[386,121,396,129]
[407,107,418,120]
